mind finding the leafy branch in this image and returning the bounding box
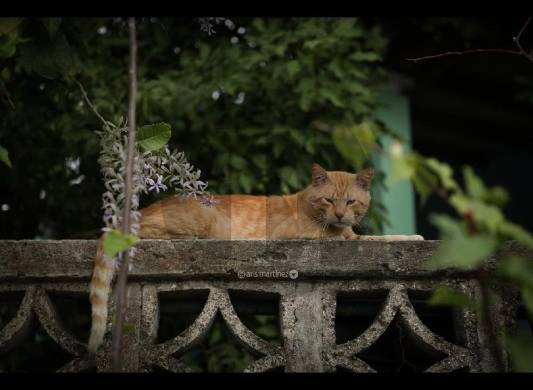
[389,143,533,371]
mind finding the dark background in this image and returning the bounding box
[377,17,533,238]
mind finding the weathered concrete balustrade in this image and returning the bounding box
[0,239,527,372]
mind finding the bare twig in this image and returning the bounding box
[72,78,115,128]
[407,17,533,65]
[513,17,533,63]
[407,48,522,63]
[111,17,138,372]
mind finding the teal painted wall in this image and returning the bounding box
[372,87,417,235]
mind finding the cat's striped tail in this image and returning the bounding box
[88,236,115,352]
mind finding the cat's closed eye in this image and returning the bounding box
[324,198,334,204]
[346,199,356,205]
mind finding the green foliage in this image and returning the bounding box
[429,214,497,270]
[428,285,478,311]
[388,148,438,205]
[498,255,533,314]
[332,121,377,170]
[424,158,459,192]
[137,122,171,152]
[0,17,391,238]
[391,148,533,372]
[102,229,138,258]
[506,336,533,372]
[0,18,24,59]
[0,145,11,167]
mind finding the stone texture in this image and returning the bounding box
[0,239,529,372]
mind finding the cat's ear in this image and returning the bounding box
[312,163,328,186]
[356,168,374,190]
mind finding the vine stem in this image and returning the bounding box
[111,17,137,372]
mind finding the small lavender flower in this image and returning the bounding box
[147,174,168,193]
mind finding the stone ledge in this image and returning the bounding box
[0,239,529,281]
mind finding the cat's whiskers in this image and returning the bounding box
[301,213,328,238]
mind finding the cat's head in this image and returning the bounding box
[304,163,373,229]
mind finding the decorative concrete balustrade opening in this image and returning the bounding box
[0,240,529,373]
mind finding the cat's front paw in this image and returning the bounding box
[410,234,424,241]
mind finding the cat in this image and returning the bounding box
[88,163,423,352]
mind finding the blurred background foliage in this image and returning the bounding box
[0,17,392,239]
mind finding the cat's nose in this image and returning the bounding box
[335,211,344,220]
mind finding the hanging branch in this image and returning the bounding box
[111,17,138,372]
[406,17,533,65]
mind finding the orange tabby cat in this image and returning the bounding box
[88,163,423,351]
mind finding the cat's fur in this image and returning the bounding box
[88,164,423,351]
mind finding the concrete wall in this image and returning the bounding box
[0,240,526,372]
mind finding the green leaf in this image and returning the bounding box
[303,39,322,50]
[251,154,267,171]
[229,155,247,170]
[507,335,533,372]
[320,88,345,108]
[463,165,487,200]
[484,186,509,207]
[498,255,533,315]
[389,150,438,205]
[498,221,533,248]
[0,34,19,58]
[238,173,254,193]
[388,149,417,185]
[428,214,497,270]
[286,60,301,78]
[498,255,533,288]
[103,229,139,258]
[332,122,376,170]
[425,158,459,192]
[0,145,12,168]
[137,122,171,152]
[327,59,344,79]
[449,194,504,233]
[412,163,439,206]
[428,285,478,310]
[288,128,306,146]
[280,166,299,189]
